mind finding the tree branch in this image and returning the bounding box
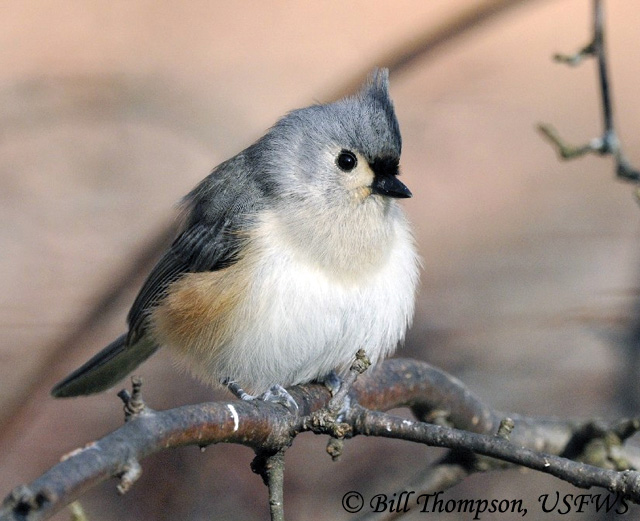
[3,359,640,521]
[350,407,640,498]
[252,449,287,521]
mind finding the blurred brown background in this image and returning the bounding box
[2,1,640,520]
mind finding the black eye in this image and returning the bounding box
[336,150,357,172]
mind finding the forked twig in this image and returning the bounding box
[538,0,640,186]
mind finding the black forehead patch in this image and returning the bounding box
[370,156,400,177]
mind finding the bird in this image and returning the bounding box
[51,69,420,404]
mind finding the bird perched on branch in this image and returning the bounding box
[52,69,419,406]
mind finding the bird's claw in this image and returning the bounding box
[222,378,299,414]
[260,385,299,414]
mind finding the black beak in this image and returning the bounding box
[369,157,412,199]
[371,174,412,198]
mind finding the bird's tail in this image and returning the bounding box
[51,333,158,398]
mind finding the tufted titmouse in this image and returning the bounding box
[51,69,419,400]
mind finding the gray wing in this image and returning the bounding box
[51,145,273,398]
[127,153,266,344]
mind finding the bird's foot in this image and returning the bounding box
[322,371,350,421]
[221,378,299,414]
[322,370,342,396]
[260,384,299,413]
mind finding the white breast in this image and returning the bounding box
[204,205,420,394]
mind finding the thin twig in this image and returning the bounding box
[117,376,149,421]
[593,0,613,141]
[539,0,640,184]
